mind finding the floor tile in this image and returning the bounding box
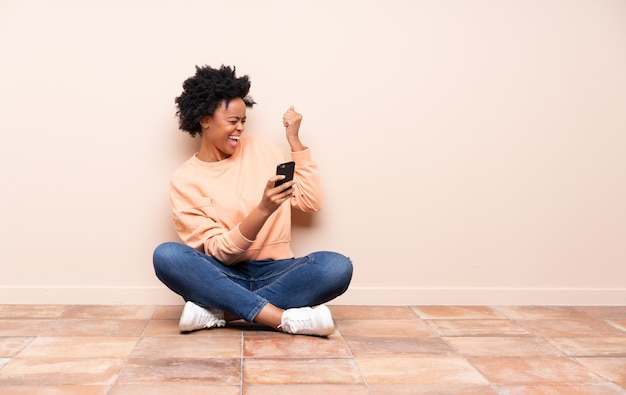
[140,319,180,336]
[370,383,498,394]
[244,358,363,384]
[445,336,565,358]
[0,385,110,394]
[16,337,138,358]
[0,319,55,336]
[41,319,148,337]
[0,305,69,319]
[152,305,183,320]
[243,384,371,395]
[575,306,626,319]
[412,306,504,320]
[345,336,455,357]
[469,357,605,385]
[0,358,124,385]
[244,333,350,358]
[516,317,626,337]
[495,383,626,394]
[336,319,434,337]
[426,319,530,337]
[329,305,417,320]
[62,305,156,320]
[355,356,487,384]
[575,357,626,386]
[117,357,240,385]
[110,384,240,395]
[142,319,242,337]
[240,321,326,338]
[0,337,33,358]
[547,337,626,357]
[131,336,241,359]
[495,306,592,320]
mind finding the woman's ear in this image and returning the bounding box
[199,115,211,129]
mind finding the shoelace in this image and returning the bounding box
[212,318,226,327]
[279,313,312,332]
[206,312,226,328]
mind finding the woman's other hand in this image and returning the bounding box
[283,105,305,152]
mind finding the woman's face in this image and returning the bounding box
[199,97,247,162]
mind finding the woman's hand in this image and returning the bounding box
[283,105,305,152]
[258,175,295,216]
[239,175,294,241]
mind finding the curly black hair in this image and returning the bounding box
[175,65,256,137]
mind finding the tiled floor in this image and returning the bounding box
[0,305,625,394]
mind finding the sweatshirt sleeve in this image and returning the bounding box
[170,181,253,265]
[290,148,323,212]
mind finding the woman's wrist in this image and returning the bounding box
[287,136,305,152]
[240,207,271,241]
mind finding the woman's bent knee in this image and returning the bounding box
[336,255,353,289]
[153,242,188,272]
[312,251,353,288]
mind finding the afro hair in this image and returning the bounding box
[175,65,256,137]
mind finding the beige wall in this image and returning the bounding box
[1,0,625,305]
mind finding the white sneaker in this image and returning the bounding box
[279,305,335,336]
[179,301,226,332]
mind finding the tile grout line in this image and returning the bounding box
[492,307,581,361]
[451,307,623,391]
[0,305,67,387]
[423,308,502,394]
[445,306,626,392]
[336,323,376,394]
[106,305,156,394]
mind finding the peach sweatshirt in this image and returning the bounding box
[170,134,322,265]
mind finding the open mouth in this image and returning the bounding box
[228,135,240,146]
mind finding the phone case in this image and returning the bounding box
[275,161,295,187]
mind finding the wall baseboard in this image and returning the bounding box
[1,286,625,306]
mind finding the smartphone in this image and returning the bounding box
[274,161,295,188]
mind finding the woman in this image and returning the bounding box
[153,65,353,336]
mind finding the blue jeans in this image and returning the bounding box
[153,242,353,322]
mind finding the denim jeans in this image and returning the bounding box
[153,242,353,322]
